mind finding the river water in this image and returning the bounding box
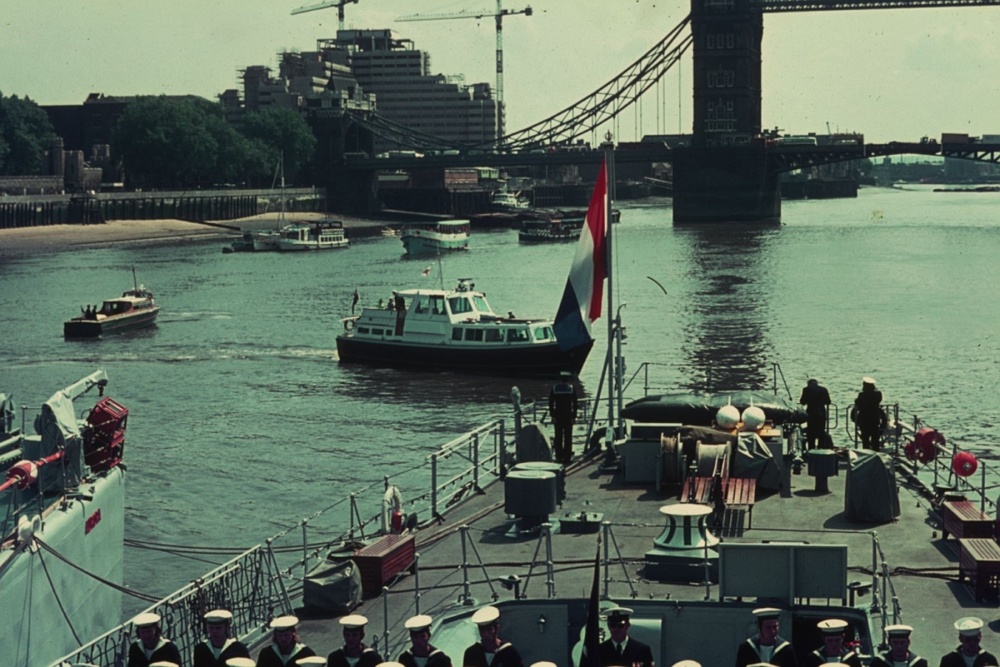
[1,185,999,611]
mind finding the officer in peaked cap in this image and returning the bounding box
[940,617,997,667]
[193,608,252,667]
[398,615,452,667]
[128,612,184,667]
[597,607,655,667]
[870,625,927,667]
[735,608,797,667]
[257,616,317,667]
[805,619,861,667]
[327,614,383,667]
[462,606,524,667]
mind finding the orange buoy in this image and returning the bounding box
[953,451,978,477]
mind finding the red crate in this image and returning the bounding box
[353,534,415,597]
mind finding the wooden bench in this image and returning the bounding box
[959,538,1000,601]
[352,533,415,596]
[941,501,994,541]
[724,477,757,528]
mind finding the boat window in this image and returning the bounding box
[471,295,492,312]
[449,296,474,315]
[464,329,484,342]
[413,295,430,314]
[486,329,505,343]
[358,327,370,334]
[532,326,553,341]
[452,329,463,341]
[431,296,445,314]
[508,328,529,342]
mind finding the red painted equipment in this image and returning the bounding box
[0,452,64,493]
[953,451,979,478]
[84,397,128,472]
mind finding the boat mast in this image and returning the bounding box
[603,137,618,447]
[131,265,138,292]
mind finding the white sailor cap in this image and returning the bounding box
[471,606,501,626]
[530,662,558,667]
[863,376,876,385]
[204,609,233,624]
[752,607,781,621]
[886,624,913,638]
[956,617,984,636]
[226,659,257,667]
[602,607,634,625]
[270,615,299,630]
[405,614,433,632]
[670,661,701,667]
[340,614,369,629]
[149,663,179,667]
[133,612,161,627]
[376,663,407,667]
[818,619,849,634]
[296,658,328,666]
[746,664,777,667]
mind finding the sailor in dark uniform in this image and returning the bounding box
[852,377,886,451]
[799,378,831,450]
[869,625,927,667]
[327,614,383,667]
[596,607,655,667]
[256,616,316,667]
[939,617,998,667]
[805,619,862,667]
[548,373,579,465]
[735,607,797,667]
[192,609,251,667]
[127,612,184,667]
[462,606,524,667]
[398,614,452,667]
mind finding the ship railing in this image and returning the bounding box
[50,545,287,667]
[261,418,510,602]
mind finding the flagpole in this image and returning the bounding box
[603,137,616,449]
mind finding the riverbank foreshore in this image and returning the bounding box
[0,212,398,257]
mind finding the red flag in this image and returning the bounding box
[421,265,432,277]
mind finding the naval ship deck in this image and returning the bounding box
[289,433,995,667]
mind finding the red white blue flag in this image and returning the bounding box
[553,159,607,351]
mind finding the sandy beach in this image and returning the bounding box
[0,212,392,257]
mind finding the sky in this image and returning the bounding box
[2,0,999,143]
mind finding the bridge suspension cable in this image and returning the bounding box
[495,14,692,151]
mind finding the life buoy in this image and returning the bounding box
[382,485,404,534]
[953,451,978,478]
[343,318,356,333]
[912,427,944,464]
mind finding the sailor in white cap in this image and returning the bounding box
[127,612,183,667]
[397,615,452,667]
[327,614,384,667]
[852,376,885,451]
[596,606,654,667]
[940,617,997,667]
[193,608,252,667]
[805,619,861,667]
[462,606,523,667]
[869,624,927,667]
[735,608,796,667]
[257,616,317,667]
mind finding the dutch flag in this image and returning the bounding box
[553,159,607,351]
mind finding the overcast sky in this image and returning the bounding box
[3,0,999,143]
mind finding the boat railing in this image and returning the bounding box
[51,545,287,667]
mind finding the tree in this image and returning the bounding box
[0,92,56,175]
[239,108,317,183]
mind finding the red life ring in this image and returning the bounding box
[913,428,944,463]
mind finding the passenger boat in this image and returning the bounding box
[400,219,470,256]
[336,278,594,376]
[275,220,350,251]
[518,217,582,243]
[54,150,1000,667]
[2,371,129,667]
[63,275,159,338]
[491,188,531,212]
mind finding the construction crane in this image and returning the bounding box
[396,1,532,141]
[291,0,359,32]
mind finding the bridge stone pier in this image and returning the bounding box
[673,145,781,223]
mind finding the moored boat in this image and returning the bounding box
[400,219,470,256]
[518,216,583,243]
[63,277,159,338]
[2,371,129,667]
[275,220,350,251]
[491,188,531,212]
